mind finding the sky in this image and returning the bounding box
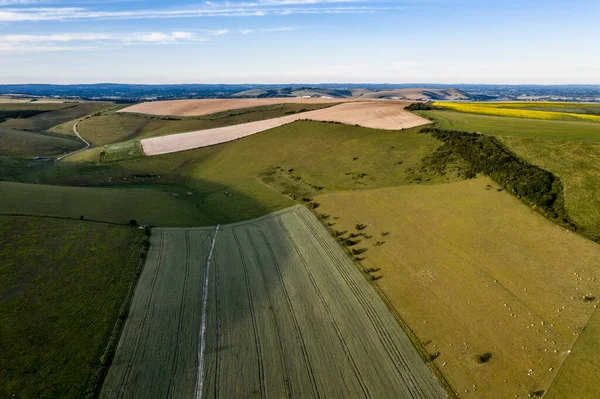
[0,0,599,84]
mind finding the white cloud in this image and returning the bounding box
[0,2,380,22]
[0,31,204,51]
[239,26,298,34]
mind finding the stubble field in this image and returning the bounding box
[102,206,447,398]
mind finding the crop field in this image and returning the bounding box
[118,98,360,116]
[63,103,333,146]
[0,127,83,157]
[418,110,600,141]
[0,102,113,132]
[141,103,429,155]
[432,102,600,123]
[314,178,600,398]
[101,206,446,398]
[0,181,214,226]
[0,215,143,398]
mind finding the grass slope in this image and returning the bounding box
[0,102,113,132]
[102,206,446,398]
[314,177,600,398]
[500,137,600,240]
[0,127,83,158]
[64,103,334,146]
[418,110,600,141]
[0,181,214,226]
[0,215,143,398]
[30,121,459,224]
[546,307,600,398]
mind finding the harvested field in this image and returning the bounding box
[315,178,600,398]
[118,98,357,117]
[101,206,446,398]
[141,103,429,155]
[305,101,431,129]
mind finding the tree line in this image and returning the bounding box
[0,110,49,124]
[419,127,577,232]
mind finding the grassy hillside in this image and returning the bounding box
[0,127,83,158]
[0,181,215,226]
[0,103,73,112]
[546,307,600,398]
[0,215,144,398]
[418,110,600,141]
[314,177,600,398]
[500,137,600,239]
[0,102,113,132]
[67,103,334,146]
[20,121,462,224]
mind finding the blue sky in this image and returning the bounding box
[0,0,599,84]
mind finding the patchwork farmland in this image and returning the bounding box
[102,206,446,398]
[139,101,430,155]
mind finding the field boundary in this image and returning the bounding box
[306,205,457,398]
[85,232,148,398]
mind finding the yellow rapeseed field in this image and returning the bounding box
[433,102,600,123]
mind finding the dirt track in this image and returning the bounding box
[141,102,430,156]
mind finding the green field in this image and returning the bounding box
[102,206,447,398]
[0,181,215,226]
[500,137,600,239]
[64,103,334,146]
[418,110,600,141]
[0,102,113,132]
[546,307,600,398]
[18,121,461,224]
[0,127,83,158]
[0,215,144,398]
[0,102,74,112]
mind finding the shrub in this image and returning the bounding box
[477,352,492,363]
[355,223,366,230]
[404,102,433,111]
[129,219,138,226]
[344,239,357,246]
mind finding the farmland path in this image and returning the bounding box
[56,120,90,161]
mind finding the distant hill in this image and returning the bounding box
[229,87,467,100]
[355,88,470,101]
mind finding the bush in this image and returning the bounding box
[344,239,357,246]
[355,223,366,230]
[129,219,138,226]
[477,352,492,363]
[405,102,434,111]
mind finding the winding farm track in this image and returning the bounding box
[56,120,89,161]
[101,206,447,398]
[139,101,431,156]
